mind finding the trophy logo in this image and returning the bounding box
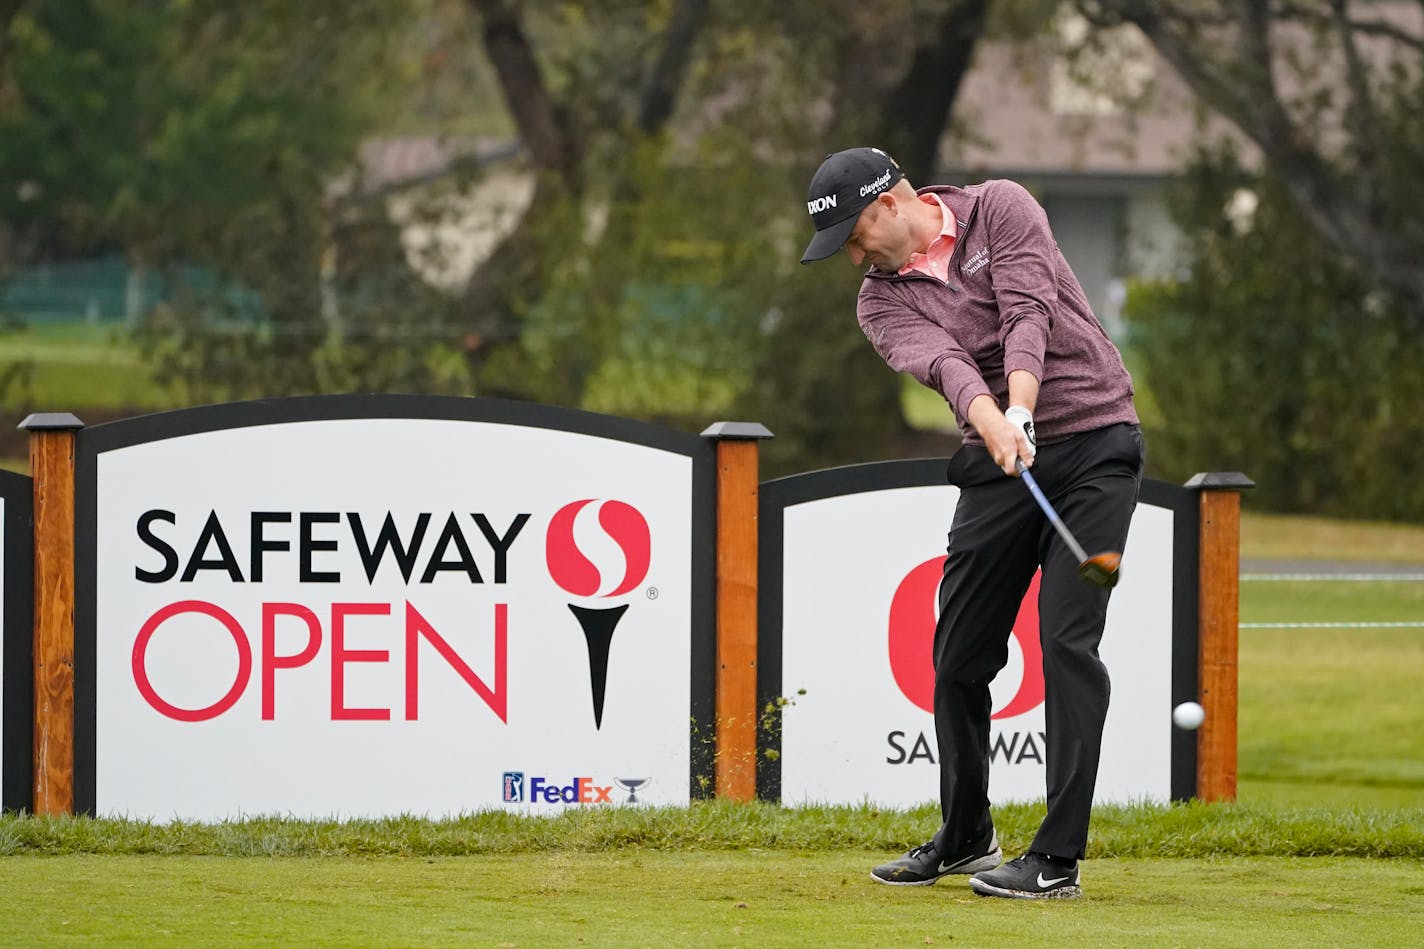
[545,499,652,729]
[614,777,651,804]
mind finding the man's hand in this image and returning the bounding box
[986,413,1034,476]
[967,395,1037,476]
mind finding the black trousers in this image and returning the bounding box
[929,423,1144,862]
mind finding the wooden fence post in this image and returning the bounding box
[1184,471,1254,803]
[701,422,773,802]
[19,413,84,816]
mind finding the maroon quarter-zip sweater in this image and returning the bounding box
[856,180,1138,446]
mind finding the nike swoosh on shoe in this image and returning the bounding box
[1036,873,1071,887]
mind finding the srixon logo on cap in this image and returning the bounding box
[807,194,838,214]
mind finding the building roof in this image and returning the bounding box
[942,39,1224,180]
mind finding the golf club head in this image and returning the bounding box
[1078,552,1121,589]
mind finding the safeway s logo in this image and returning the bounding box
[545,499,652,729]
[887,557,1044,720]
[545,499,651,597]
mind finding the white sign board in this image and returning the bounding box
[776,483,1177,807]
[89,415,701,820]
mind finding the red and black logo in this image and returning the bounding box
[545,499,652,729]
[887,556,1044,720]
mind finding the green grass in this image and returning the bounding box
[0,853,1420,948]
[1239,625,1424,790]
[2,799,1421,859]
[0,323,168,409]
[1236,573,1424,807]
[1240,510,1424,564]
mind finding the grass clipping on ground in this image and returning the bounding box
[2,799,1420,859]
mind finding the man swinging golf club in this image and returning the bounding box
[801,147,1144,899]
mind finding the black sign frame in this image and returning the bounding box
[757,459,1200,804]
[0,468,34,812]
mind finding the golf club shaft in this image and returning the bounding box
[1015,458,1091,564]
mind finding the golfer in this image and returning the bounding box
[801,147,1143,899]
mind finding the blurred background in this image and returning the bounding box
[1,0,1422,521]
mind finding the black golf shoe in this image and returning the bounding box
[969,851,1082,900]
[869,831,1002,886]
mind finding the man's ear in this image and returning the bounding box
[878,192,899,216]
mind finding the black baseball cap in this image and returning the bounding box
[800,147,904,263]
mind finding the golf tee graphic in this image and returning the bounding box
[545,499,652,729]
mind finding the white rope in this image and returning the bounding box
[1241,573,1424,582]
[1239,621,1424,629]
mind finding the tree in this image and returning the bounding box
[453,0,712,398]
[1126,143,1424,520]
[455,1,995,454]
[1079,0,1424,330]
[0,0,420,398]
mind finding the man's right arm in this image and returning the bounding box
[857,286,992,423]
[968,370,1037,477]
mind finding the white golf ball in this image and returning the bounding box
[1172,701,1205,730]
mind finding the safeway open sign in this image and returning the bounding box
[74,396,714,820]
[758,459,1198,807]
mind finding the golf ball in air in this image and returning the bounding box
[1172,701,1205,730]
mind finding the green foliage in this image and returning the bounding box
[1124,145,1424,521]
[510,139,770,420]
[1,1,412,254]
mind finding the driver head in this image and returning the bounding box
[1079,552,1122,589]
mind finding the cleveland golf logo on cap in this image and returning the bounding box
[860,170,894,197]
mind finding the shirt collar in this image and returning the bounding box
[898,193,957,276]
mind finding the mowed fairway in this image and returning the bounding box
[3,852,1422,947]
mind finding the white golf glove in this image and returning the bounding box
[1004,405,1036,459]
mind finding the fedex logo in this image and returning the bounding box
[504,775,614,804]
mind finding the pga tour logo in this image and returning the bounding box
[126,497,652,731]
[502,772,651,805]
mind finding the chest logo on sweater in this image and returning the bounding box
[961,247,989,276]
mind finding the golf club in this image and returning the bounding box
[1015,458,1122,588]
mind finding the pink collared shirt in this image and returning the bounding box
[898,193,957,283]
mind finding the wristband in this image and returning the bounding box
[1004,406,1036,458]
